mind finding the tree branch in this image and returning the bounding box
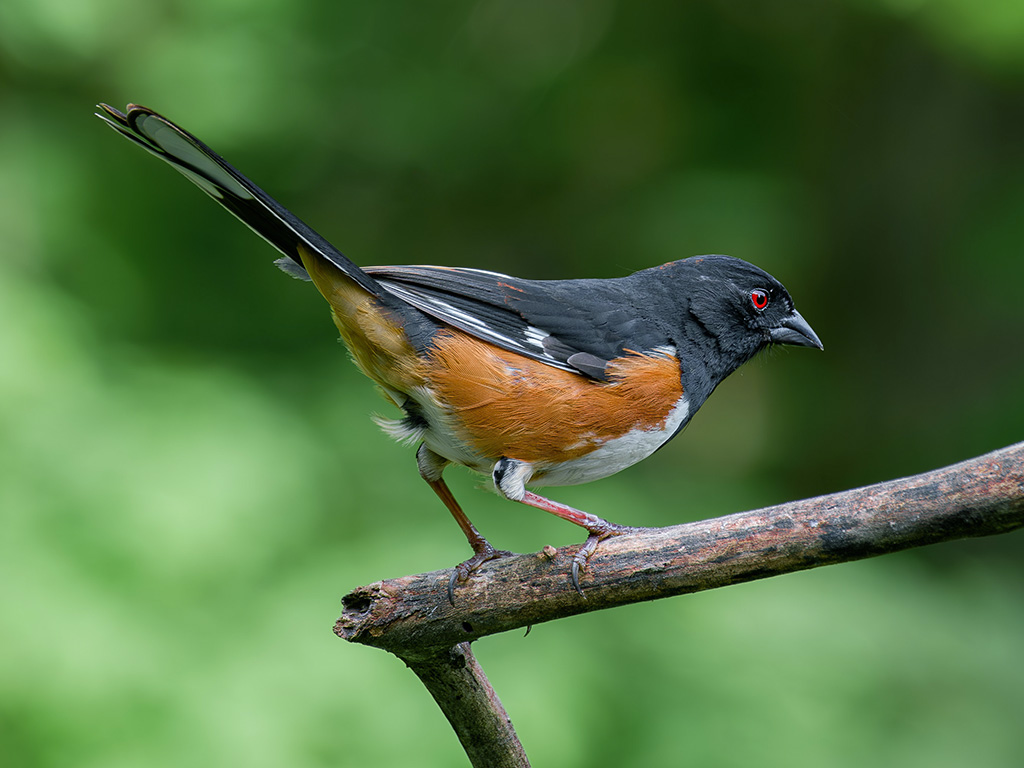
[403,643,530,768]
[337,442,1024,656]
[335,442,1024,767]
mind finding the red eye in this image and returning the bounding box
[750,289,769,311]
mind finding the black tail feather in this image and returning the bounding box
[95,103,381,296]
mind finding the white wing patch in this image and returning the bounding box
[376,279,587,374]
[523,326,547,349]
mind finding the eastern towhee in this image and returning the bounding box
[97,104,823,598]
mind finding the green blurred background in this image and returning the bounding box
[3,1,1023,766]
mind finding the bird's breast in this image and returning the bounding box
[420,331,688,483]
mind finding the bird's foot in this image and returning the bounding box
[571,520,635,597]
[448,541,514,604]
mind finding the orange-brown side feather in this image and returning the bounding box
[298,245,683,468]
[425,332,683,465]
[299,246,426,398]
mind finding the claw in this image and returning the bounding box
[571,532,601,597]
[447,543,513,604]
[570,522,634,597]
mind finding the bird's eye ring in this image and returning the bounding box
[750,289,769,311]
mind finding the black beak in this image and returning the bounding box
[769,310,823,350]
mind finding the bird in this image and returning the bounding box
[96,103,823,599]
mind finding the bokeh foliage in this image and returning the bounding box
[2,1,1023,766]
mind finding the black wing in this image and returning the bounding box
[97,105,674,378]
[366,265,670,380]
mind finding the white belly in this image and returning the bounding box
[378,387,690,489]
[530,396,690,487]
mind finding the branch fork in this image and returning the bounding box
[335,443,1024,766]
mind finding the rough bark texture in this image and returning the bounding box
[404,644,530,768]
[336,442,1024,658]
[335,442,1024,767]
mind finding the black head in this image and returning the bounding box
[658,254,822,403]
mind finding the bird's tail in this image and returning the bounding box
[95,103,382,296]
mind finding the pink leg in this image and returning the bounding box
[520,491,628,534]
[418,445,513,603]
[518,490,636,595]
[426,476,513,603]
